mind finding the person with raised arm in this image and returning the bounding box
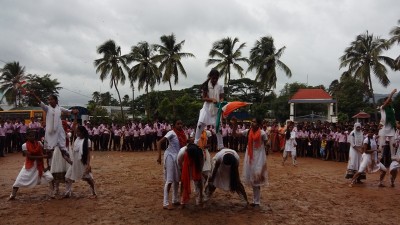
[31,92,77,197]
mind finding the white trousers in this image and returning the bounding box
[252,186,261,205]
[163,181,179,207]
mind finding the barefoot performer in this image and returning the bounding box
[8,129,53,200]
[64,112,96,198]
[157,119,187,209]
[349,128,387,187]
[194,69,225,150]
[177,143,204,206]
[31,92,77,197]
[241,118,268,207]
[205,148,249,205]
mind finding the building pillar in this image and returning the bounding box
[289,103,294,121]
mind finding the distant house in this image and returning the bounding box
[288,89,337,122]
[99,106,133,119]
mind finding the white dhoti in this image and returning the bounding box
[13,161,53,188]
[50,146,70,182]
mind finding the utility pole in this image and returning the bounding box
[131,86,135,118]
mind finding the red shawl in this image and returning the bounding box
[181,151,202,204]
[25,141,44,177]
[173,128,187,148]
[247,128,261,163]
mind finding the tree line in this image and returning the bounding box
[1,20,399,123]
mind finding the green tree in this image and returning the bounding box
[248,36,292,103]
[392,93,400,121]
[127,41,161,120]
[153,33,195,117]
[229,78,263,102]
[94,39,129,121]
[389,20,400,70]
[0,61,27,107]
[339,32,396,120]
[332,74,369,120]
[154,33,195,91]
[99,92,113,106]
[23,74,62,106]
[92,91,101,103]
[122,94,130,106]
[87,100,108,118]
[206,37,249,97]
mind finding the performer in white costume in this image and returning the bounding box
[205,148,248,205]
[380,89,397,156]
[32,93,77,197]
[194,69,225,150]
[349,128,387,187]
[8,129,53,200]
[189,129,211,203]
[177,143,204,206]
[282,123,297,166]
[345,122,364,181]
[389,123,400,187]
[64,114,96,198]
[241,118,268,207]
[157,120,187,209]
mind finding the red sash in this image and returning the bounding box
[25,141,44,177]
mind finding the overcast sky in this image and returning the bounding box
[0,0,399,107]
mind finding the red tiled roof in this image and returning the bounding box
[290,89,332,100]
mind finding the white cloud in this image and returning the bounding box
[0,0,399,106]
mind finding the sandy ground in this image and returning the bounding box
[1,150,400,225]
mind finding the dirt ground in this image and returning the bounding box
[1,150,399,225]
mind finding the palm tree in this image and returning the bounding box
[94,39,129,121]
[92,91,101,104]
[127,41,161,119]
[340,31,396,120]
[247,36,292,103]
[122,94,130,106]
[389,20,400,70]
[153,33,195,91]
[24,74,61,106]
[206,37,249,97]
[0,61,27,107]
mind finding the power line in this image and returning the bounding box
[0,59,7,64]
[62,87,92,99]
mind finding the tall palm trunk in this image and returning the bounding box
[261,83,267,104]
[113,79,125,122]
[168,79,173,91]
[14,89,18,108]
[146,85,150,121]
[168,79,177,117]
[368,75,378,121]
[226,71,231,99]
